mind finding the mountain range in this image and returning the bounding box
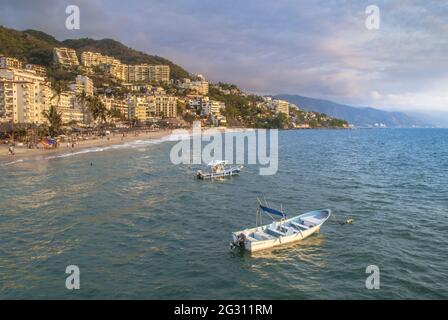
[274,94,431,128]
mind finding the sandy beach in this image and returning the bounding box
[0,129,172,165]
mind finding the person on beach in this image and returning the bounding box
[8,145,15,156]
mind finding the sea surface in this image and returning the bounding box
[1,129,447,299]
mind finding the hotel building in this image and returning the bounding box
[53,48,80,67]
[70,75,94,96]
[0,68,51,124]
[0,56,23,70]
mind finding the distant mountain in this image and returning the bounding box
[274,94,430,127]
[0,26,190,80]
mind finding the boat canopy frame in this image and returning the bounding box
[256,197,287,227]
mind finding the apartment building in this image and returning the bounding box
[179,77,209,95]
[201,100,225,116]
[100,95,129,120]
[81,52,121,67]
[70,75,94,96]
[264,98,290,116]
[150,94,177,118]
[107,63,170,83]
[25,64,47,77]
[0,56,23,69]
[128,96,154,122]
[0,68,50,124]
[51,91,83,124]
[53,48,80,67]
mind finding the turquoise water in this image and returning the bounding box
[1,129,447,299]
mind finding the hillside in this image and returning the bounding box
[274,94,429,127]
[62,38,190,80]
[0,26,190,80]
[0,26,55,66]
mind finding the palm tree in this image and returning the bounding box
[76,90,95,129]
[108,107,124,122]
[42,105,62,137]
[87,96,108,130]
[51,80,68,108]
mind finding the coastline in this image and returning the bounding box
[0,129,172,165]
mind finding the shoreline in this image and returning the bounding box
[0,126,345,165]
[0,129,172,165]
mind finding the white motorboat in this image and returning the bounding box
[231,201,331,252]
[196,160,243,180]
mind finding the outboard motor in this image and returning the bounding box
[230,233,246,250]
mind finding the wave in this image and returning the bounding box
[0,159,24,166]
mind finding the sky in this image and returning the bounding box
[1,0,447,114]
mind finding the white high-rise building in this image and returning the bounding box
[0,68,51,124]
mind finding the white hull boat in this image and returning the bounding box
[197,160,243,180]
[231,203,331,252]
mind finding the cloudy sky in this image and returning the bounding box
[1,0,447,113]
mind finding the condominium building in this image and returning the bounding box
[25,64,47,77]
[179,77,209,95]
[107,63,170,83]
[128,93,177,121]
[265,98,290,116]
[128,96,154,122]
[201,99,225,116]
[0,56,23,69]
[0,68,51,124]
[81,51,121,67]
[150,94,177,118]
[51,91,83,124]
[100,95,129,120]
[70,75,94,96]
[53,48,80,67]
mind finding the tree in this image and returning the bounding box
[42,105,62,137]
[51,80,68,107]
[76,90,91,126]
[87,96,108,128]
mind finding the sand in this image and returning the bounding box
[0,129,172,165]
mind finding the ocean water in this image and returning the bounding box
[0,129,447,299]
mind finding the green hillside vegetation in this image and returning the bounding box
[0,26,55,66]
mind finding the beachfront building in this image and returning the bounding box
[100,95,129,120]
[150,93,178,118]
[128,96,154,122]
[0,67,51,124]
[0,56,23,70]
[128,92,178,122]
[69,75,94,96]
[51,91,83,124]
[53,48,80,67]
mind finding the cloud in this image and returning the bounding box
[0,0,447,112]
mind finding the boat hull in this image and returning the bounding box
[197,167,241,180]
